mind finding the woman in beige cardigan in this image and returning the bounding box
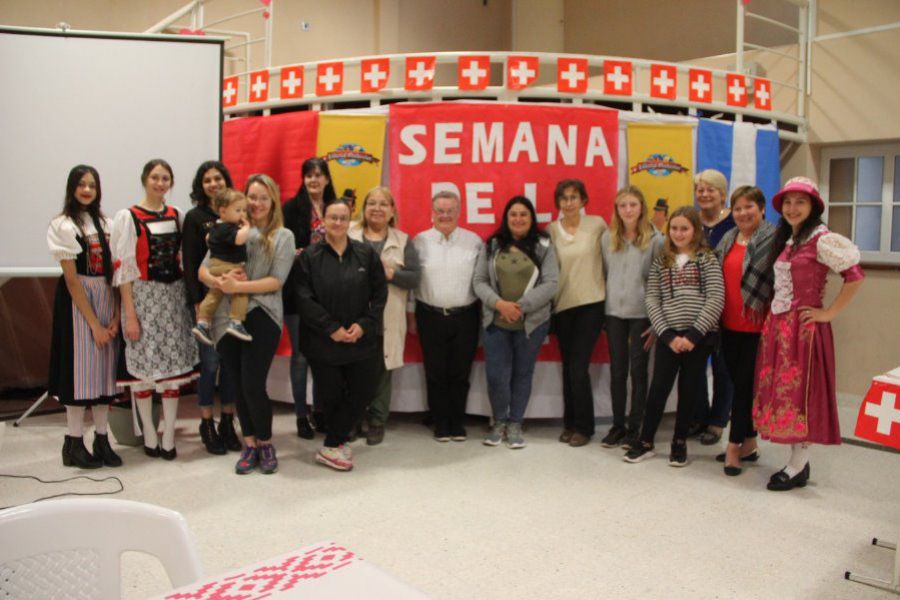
[348,186,421,445]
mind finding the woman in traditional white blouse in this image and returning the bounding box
[111,159,198,461]
[47,165,121,469]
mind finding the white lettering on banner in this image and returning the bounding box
[472,122,503,163]
[434,123,463,164]
[397,122,613,167]
[508,122,538,163]
[547,125,576,166]
[865,391,900,435]
[521,182,552,223]
[585,127,613,167]
[398,124,427,164]
[466,183,494,224]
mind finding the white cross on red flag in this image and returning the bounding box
[506,56,539,90]
[726,73,748,107]
[603,60,632,95]
[649,64,677,100]
[458,55,490,91]
[688,68,713,103]
[222,76,238,107]
[280,66,304,99]
[248,69,270,103]
[754,77,772,110]
[360,58,390,93]
[316,62,344,96]
[557,57,588,94]
[405,56,436,91]
[855,377,900,450]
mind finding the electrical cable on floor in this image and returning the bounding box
[0,473,124,510]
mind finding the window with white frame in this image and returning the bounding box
[821,143,900,264]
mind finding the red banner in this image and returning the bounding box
[388,102,618,238]
[389,102,618,363]
[222,111,318,200]
[855,378,900,450]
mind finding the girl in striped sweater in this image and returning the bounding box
[624,206,724,466]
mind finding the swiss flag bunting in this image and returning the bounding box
[222,76,238,107]
[855,378,900,450]
[754,77,772,110]
[603,60,632,95]
[405,56,436,91]
[361,58,391,93]
[649,64,677,99]
[726,73,748,107]
[557,58,588,94]
[458,55,490,91]
[688,69,713,103]
[316,62,344,96]
[279,66,304,99]
[248,69,270,103]
[506,56,539,90]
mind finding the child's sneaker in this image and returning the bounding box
[623,442,655,463]
[258,444,278,474]
[191,322,214,346]
[226,321,253,341]
[668,440,688,467]
[505,422,526,449]
[316,446,352,471]
[483,422,505,446]
[600,425,628,448]
[235,446,258,474]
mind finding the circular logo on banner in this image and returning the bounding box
[322,144,380,167]
[630,153,687,177]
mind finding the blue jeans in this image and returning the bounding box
[693,346,734,428]
[196,334,234,408]
[482,321,550,424]
[284,314,319,417]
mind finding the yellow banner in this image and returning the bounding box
[626,123,694,213]
[316,114,386,216]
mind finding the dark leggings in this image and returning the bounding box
[605,316,650,431]
[217,308,281,442]
[553,302,605,436]
[310,354,382,448]
[639,338,711,445]
[721,329,761,444]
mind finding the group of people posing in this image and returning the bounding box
[47,158,863,491]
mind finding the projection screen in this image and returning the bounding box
[0,26,223,275]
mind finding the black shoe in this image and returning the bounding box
[199,418,227,455]
[218,413,242,452]
[600,425,628,448]
[144,444,160,458]
[62,435,102,469]
[296,416,315,440]
[686,423,706,438]
[366,425,385,446]
[623,442,655,463]
[716,449,760,463]
[450,425,467,442]
[159,446,177,461]
[699,429,722,445]
[724,464,743,476]
[620,429,640,450]
[767,463,810,491]
[668,440,688,467]
[92,433,123,467]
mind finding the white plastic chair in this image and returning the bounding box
[0,498,203,599]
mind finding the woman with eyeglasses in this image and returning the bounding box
[296,197,388,471]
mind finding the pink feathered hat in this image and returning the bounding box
[772,176,825,214]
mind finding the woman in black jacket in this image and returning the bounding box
[281,157,336,438]
[297,197,387,471]
[181,160,241,455]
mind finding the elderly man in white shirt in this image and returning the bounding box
[412,190,483,442]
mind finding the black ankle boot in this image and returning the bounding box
[200,418,227,455]
[63,435,102,469]
[218,413,242,452]
[92,433,123,467]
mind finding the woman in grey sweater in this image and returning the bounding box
[599,186,663,450]
[473,197,558,449]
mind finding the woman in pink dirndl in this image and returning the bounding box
[752,177,864,491]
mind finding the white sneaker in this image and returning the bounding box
[316,446,352,471]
